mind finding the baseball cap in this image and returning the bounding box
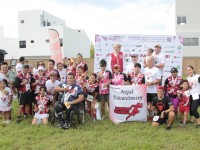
[38,66,44,71]
[157,86,164,91]
[131,54,138,57]
[113,64,120,69]
[171,67,178,73]
[154,44,161,48]
[134,63,141,68]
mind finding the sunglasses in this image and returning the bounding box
[114,67,119,69]
[38,70,44,72]
[50,75,56,77]
[100,65,106,67]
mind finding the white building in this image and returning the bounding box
[18,10,90,59]
[176,0,200,57]
[0,26,18,60]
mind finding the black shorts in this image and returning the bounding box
[18,91,32,105]
[154,116,168,125]
[99,94,109,101]
[147,93,157,103]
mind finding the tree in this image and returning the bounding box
[90,41,94,58]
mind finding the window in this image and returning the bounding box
[43,21,46,26]
[59,39,63,47]
[21,20,24,23]
[19,41,26,48]
[31,40,34,43]
[46,39,49,43]
[47,22,51,26]
[177,16,186,25]
[183,38,198,46]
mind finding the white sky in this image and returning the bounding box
[0,0,175,42]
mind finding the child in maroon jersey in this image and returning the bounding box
[84,73,99,119]
[32,86,50,124]
[177,80,190,126]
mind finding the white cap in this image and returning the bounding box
[38,66,44,71]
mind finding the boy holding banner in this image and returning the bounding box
[97,59,112,120]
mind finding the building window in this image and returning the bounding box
[43,21,46,26]
[31,40,34,43]
[21,20,24,23]
[19,41,26,48]
[47,22,51,26]
[177,16,186,25]
[183,38,198,46]
[60,39,63,47]
[46,39,49,43]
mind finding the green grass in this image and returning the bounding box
[0,100,200,150]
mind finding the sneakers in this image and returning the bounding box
[57,122,64,128]
[196,125,200,128]
[166,126,172,130]
[61,123,70,129]
[16,118,21,124]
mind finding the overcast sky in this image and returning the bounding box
[0,0,175,42]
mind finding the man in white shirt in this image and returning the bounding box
[15,56,25,74]
[144,56,161,120]
[153,44,165,85]
[125,54,139,75]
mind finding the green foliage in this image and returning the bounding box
[90,42,94,58]
[0,100,200,150]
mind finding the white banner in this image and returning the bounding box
[109,85,147,123]
[94,35,183,81]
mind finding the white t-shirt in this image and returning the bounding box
[125,62,135,74]
[16,63,23,74]
[187,74,200,100]
[58,68,67,83]
[45,80,60,95]
[144,66,161,93]
[153,53,165,76]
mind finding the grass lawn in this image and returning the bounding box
[0,99,200,150]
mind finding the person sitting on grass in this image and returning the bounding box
[151,86,175,130]
[54,72,84,129]
[177,80,190,127]
[32,86,50,125]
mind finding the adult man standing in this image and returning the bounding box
[125,54,139,75]
[54,72,84,129]
[44,59,60,80]
[15,65,34,123]
[153,44,165,85]
[151,86,175,130]
[15,56,25,74]
[144,56,161,120]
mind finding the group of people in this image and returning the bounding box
[0,43,199,130]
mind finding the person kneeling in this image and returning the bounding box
[53,73,84,129]
[151,86,175,130]
[32,86,50,125]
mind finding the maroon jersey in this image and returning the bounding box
[35,95,49,114]
[85,80,99,96]
[67,64,76,75]
[177,89,190,106]
[32,75,47,93]
[44,69,60,80]
[76,61,88,73]
[111,73,128,86]
[75,75,87,89]
[165,76,182,96]
[128,73,145,85]
[17,72,32,92]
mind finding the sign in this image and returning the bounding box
[94,35,183,81]
[109,85,147,123]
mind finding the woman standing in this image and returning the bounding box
[186,65,200,127]
[108,43,124,73]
